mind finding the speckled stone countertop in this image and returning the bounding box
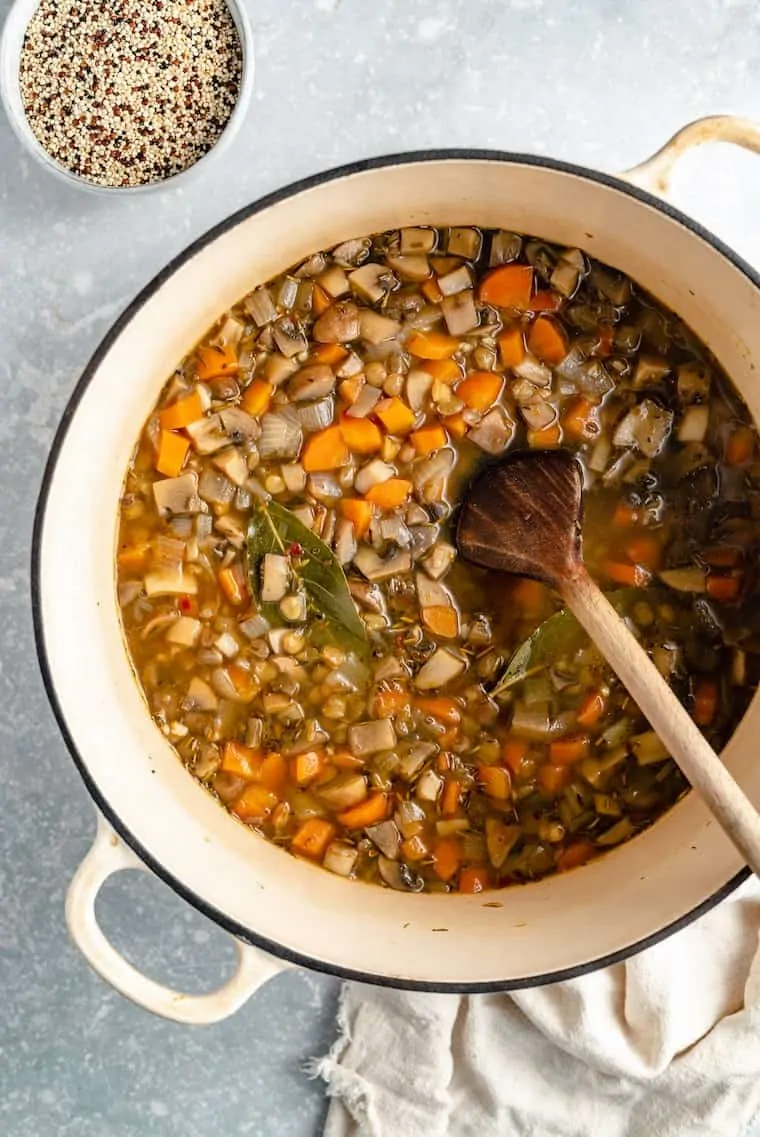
[2,1,760,1134]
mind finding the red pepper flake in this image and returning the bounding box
[288,542,303,557]
[179,595,192,612]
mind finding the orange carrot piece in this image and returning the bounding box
[312,343,348,366]
[501,737,529,775]
[527,316,569,364]
[241,379,273,417]
[218,565,249,607]
[549,735,590,766]
[337,792,391,830]
[441,778,462,817]
[195,344,238,380]
[292,749,327,786]
[339,498,374,539]
[441,412,468,439]
[401,834,429,862]
[600,561,652,587]
[302,425,349,472]
[456,371,504,411]
[511,577,550,616]
[373,685,409,718]
[312,283,332,316]
[577,691,607,729]
[459,866,491,894]
[407,331,460,361]
[339,414,383,454]
[156,430,190,478]
[259,753,287,794]
[612,502,641,528]
[410,424,448,455]
[338,376,364,406]
[478,264,534,309]
[693,677,719,727]
[231,784,278,821]
[364,478,412,509]
[557,840,596,872]
[421,278,444,304]
[528,290,562,312]
[415,695,463,727]
[432,836,463,882]
[374,396,416,434]
[701,546,743,568]
[538,764,571,795]
[623,532,663,571]
[291,817,336,859]
[477,764,511,800]
[706,574,743,603]
[221,742,262,779]
[497,326,526,369]
[725,425,755,466]
[422,358,462,384]
[527,423,562,449]
[561,396,600,443]
[118,544,151,574]
[159,391,204,430]
[226,663,258,702]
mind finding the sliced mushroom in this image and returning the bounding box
[359,310,401,345]
[414,647,467,690]
[366,820,402,860]
[153,472,202,517]
[468,407,515,455]
[378,856,424,892]
[354,547,412,582]
[349,718,397,757]
[287,364,336,402]
[314,300,361,344]
[273,315,308,358]
[349,263,397,303]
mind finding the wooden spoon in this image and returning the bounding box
[457,448,760,875]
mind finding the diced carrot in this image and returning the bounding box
[118,544,151,573]
[401,835,429,862]
[538,764,571,795]
[292,749,326,786]
[338,376,364,405]
[478,264,534,309]
[459,866,491,894]
[159,391,204,430]
[623,532,663,571]
[612,502,640,527]
[527,316,569,364]
[407,331,460,361]
[600,561,652,587]
[511,577,549,617]
[557,840,596,872]
[339,414,383,454]
[231,784,278,821]
[373,685,409,718]
[415,696,463,727]
[302,425,350,471]
[422,358,461,384]
[477,764,511,800]
[226,663,258,702]
[435,751,453,774]
[241,379,273,417]
[549,735,590,766]
[312,283,332,316]
[421,277,444,304]
[701,546,742,568]
[706,574,743,603]
[499,739,529,777]
[339,498,374,539]
[725,425,755,466]
[441,412,468,439]
[364,478,412,510]
[221,741,262,779]
[528,290,562,312]
[441,778,462,817]
[456,371,504,412]
[693,676,718,727]
[410,424,448,455]
[218,565,249,607]
[561,396,600,443]
[312,343,348,366]
[331,750,366,771]
[374,396,416,434]
[497,326,526,369]
[432,836,462,882]
[527,423,562,448]
[156,430,190,478]
[577,691,607,729]
[291,817,336,859]
[259,753,287,794]
[195,344,238,380]
[337,792,391,830]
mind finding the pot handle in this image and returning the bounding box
[622,114,760,197]
[66,815,287,1024]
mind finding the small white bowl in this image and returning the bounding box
[0,0,254,195]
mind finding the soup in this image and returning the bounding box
[116,227,760,893]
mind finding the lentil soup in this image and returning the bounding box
[117,228,760,894]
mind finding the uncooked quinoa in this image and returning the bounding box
[18,0,243,188]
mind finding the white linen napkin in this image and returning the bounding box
[313,878,760,1137]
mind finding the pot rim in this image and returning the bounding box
[32,147,754,992]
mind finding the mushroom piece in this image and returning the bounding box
[378,856,424,892]
[219,407,261,446]
[323,841,360,877]
[468,407,515,455]
[349,262,397,303]
[273,315,309,358]
[366,820,402,860]
[314,300,361,343]
[349,719,397,757]
[287,364,336,402]
[354,547,412,582]
[153,472,202,517]
[414,647,467,690]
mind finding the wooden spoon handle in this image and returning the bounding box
[562,567,760,876]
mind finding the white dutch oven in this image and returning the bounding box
[33,115,760,1024]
